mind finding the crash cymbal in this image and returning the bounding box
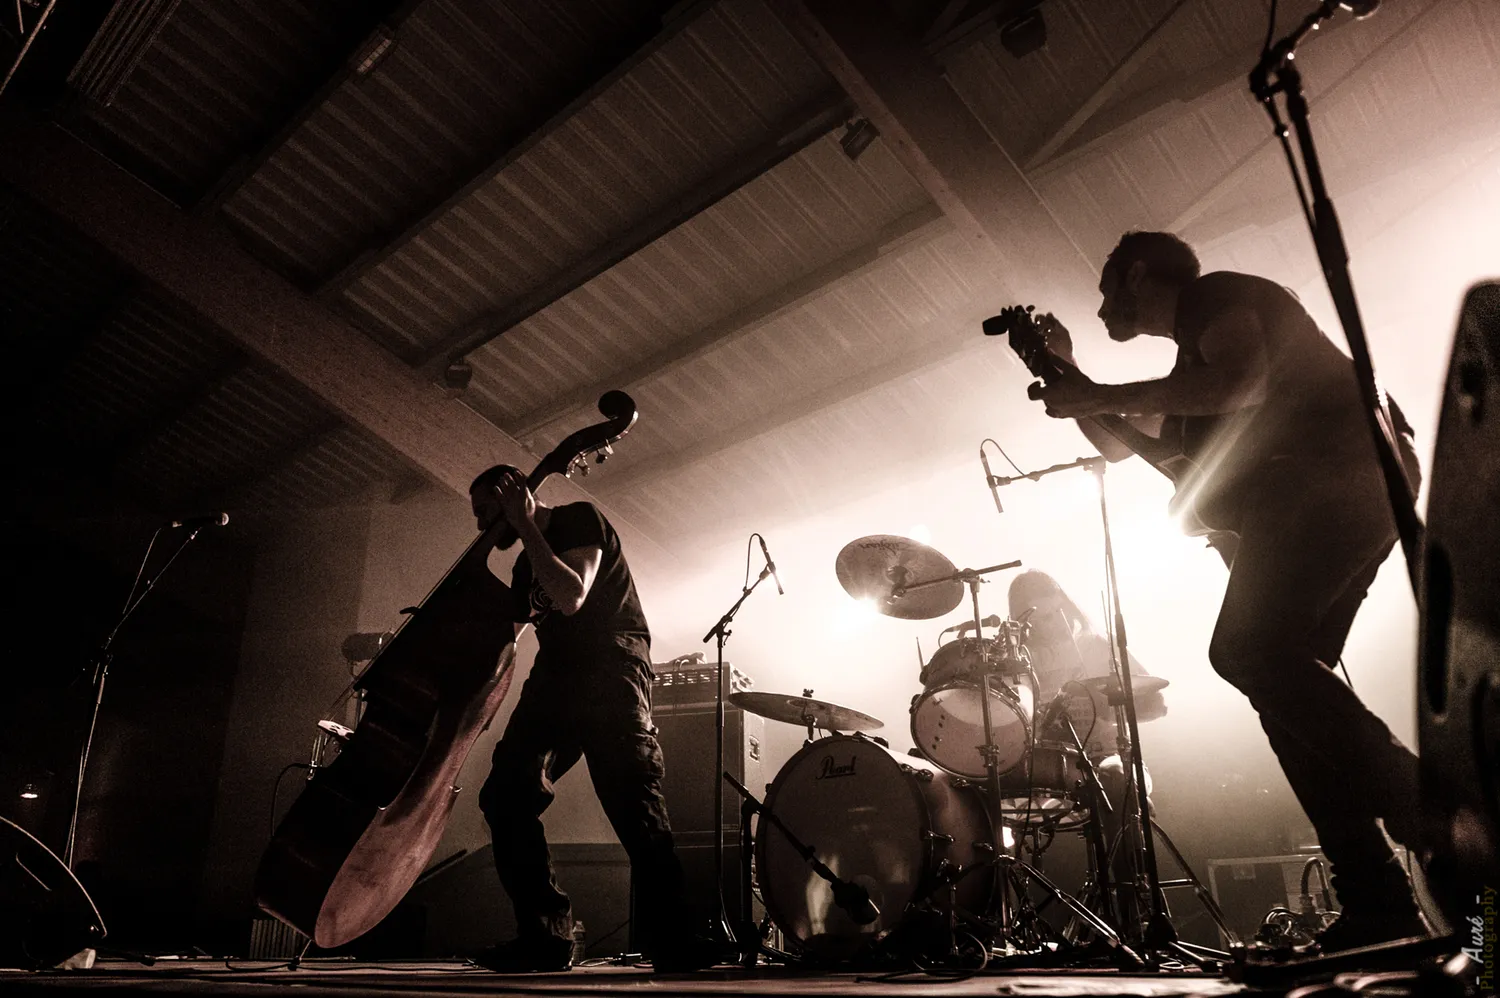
[729,691,884,732]
[835,534,963,620]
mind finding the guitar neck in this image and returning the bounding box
[1086,413,1174,469]
[1033,352,1175,472]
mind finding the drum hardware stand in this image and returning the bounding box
[1046,705,1122,933]
[902,562,1137,966]
[65,521,213,871]
[700,544,777,955]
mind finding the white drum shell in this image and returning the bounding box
[909,676,1034,779]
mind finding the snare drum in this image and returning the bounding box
[993,739,1089,829]
[909,673,1035,778]
[756,734,993,959]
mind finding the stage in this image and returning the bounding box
[0,958,1267,998]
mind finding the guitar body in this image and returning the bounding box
[254,392,638,949]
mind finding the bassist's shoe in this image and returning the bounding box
[472,935,574,973]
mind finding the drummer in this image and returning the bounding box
[1008,569,1164,928]
[1008,569,1166,759]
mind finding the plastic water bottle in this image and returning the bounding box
[571,921,586,965]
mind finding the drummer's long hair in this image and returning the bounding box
[1007,570,1092,638]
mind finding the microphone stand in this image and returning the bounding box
[700,557,774,956]
[1250,0,1422,591]
[994,456,1214,968]
[65,524,210,870]
[722,772,879,929]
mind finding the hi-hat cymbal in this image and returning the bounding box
[729,691,884,732]
[1076,675,1170,696]
[835,534,963,620]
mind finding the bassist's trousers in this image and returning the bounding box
[479,649,688,951]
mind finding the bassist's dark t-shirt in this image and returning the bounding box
[510,502,651,668]
[1166,271,1414,506]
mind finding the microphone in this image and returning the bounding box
[757,535,785,595]
[944,613,1003,635]
[979,443,1003,515]
[170,512,229,529]
[831,877,880,925]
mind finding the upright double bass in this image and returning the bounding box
[255,392,638,948]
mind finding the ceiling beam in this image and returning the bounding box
[194,0,420,212]
[510,201,952,442]
[415,88,855,374]
[596,312,993,493]
[318,0,720,296]
[1023,0,1191,171]
[0,113,669,560]
[104,354,251,468]
[1023,11,1369,181]
[770,0,1094,305]
[205,416,346,507]
[1169,0,1445,233]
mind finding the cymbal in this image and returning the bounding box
[835,534,963,620]
[1075,675,1170,696]
[729,691,884,732]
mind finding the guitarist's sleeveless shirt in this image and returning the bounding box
[1164,272,1414,526]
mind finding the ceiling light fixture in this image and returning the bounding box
[999,9,1047,58]
[840,117,879,161]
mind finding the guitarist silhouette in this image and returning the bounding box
[992,230,1427,954]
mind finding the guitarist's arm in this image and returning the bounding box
[1032,313,1164,461]
[1040,307,1268,419]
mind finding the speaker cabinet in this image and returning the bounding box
[1419,281,1500,924]
[0,817,105,968]
[654,703,764,833]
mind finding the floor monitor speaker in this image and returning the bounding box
[1419,281,1500,925]
[0,816,105,968]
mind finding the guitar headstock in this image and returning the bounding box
[528,391,639,491]
[982,305,1050,378]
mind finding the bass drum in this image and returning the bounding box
[756,734,992,959]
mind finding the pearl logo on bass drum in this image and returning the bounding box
[816,755,858,780]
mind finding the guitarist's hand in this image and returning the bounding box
[1036,312,1075,364]
[1030,364,1107,418]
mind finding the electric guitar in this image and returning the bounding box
[984,305,1240,547]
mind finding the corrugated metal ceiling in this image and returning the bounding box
[14,0,1493,550]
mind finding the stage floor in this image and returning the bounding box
[0,958,1287,998]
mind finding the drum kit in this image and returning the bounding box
[724,533,1230,969]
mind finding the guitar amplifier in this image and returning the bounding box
[650,653,753,707]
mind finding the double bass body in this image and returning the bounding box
[254,392,638,949]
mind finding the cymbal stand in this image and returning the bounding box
[700,544,776,955]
